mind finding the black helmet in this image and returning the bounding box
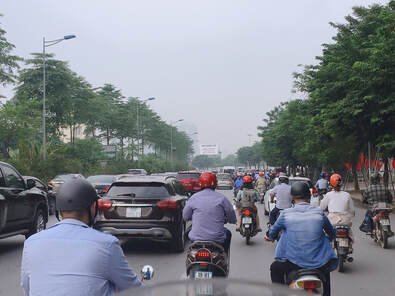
[291,181,311,199]
[56,179,98,211]
[278,172,289,183]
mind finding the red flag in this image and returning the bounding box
[357,162,361,170]
[344,163,351,171]
[377,160,382,169]
[392,158,395,169]
[359,153,364,165]
[371,159,375,169]
[364,158,369,169]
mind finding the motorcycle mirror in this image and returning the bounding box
[141,265,154,281]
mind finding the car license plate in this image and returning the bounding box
[242,217,252,224]
[337,238,349,247]
[381,219,390,226]
[126,207,141,218]
[194,271,212,280]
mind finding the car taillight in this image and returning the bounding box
[98,199,112,210]
[196,250,211,261]
[312,188,317,194]
[157,200,178,209]
[296,280,321,289]
[103,187,110,193]
[48,181,53,186]
[336,229,348,237]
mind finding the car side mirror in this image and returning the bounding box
[26,179,36,189]
[141,265,154,281]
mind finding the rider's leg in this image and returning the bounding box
[269,207,279,225]
[222,227,232,253]
[236,208,242,230]
[253,206,262,231]
[270,260,299,284]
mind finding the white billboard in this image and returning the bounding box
[200,144,219,155]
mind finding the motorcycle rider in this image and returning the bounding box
[183,172,237,253]
[320,173,355,246]
[269,173,292,226]
[233,173,244,197]
[265,182,338,296]
[21,179,142,296]
[236,175,262,232]
[360,172,393,234]
[316,173,329,196]
[255,172,266,193]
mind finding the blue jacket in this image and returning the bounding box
[234,177,243,189]
[268,202,338,271]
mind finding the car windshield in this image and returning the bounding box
[128,170,146,175]
[54,174,77,180]
[87,175,114,183]
[176,174,200,180]
[217,174,230,180]
[107,183,171,198]
[289,179,313,188]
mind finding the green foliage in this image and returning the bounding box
[192,155,215,169]
[0,14,22,87]
[237,143,263,167]
[260,1,395,172]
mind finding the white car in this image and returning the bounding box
[263,177,316,215]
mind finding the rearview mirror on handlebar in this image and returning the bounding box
[141,265,155,281]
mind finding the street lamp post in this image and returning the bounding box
[170,119,184,167]
[42,35,76,161]
[136,97,155,167]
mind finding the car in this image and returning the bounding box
[94,175,188,252]
[23,176,55,215]
[176,171,201,194]
[127,168,148,175]
[0,162,49,240]
[86,175,116,196]
[263,177,315,215]
[216,173,233,190]
[48,173,85,194]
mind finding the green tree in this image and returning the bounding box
[192,155,214,169]
[0,14,22,87]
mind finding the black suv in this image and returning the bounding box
[94,175,188,252]
[0,162,48,240]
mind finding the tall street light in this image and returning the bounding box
[170,119,184,167]
[136,97,155,167]
[42,34,76,161]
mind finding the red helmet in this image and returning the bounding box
[243,175,253,183]
[198,172,217,189]
[330,173,342,187]
[259,172,264,177]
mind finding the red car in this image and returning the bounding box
[176,171,201,194]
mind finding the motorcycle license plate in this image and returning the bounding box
[377,202,387,208]
[337,238,349,247]
[126,207,141,218]
[242,217,252,224]
[381,219,390,226]
[194,271,212,280]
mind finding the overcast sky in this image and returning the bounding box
[0,0,386,156]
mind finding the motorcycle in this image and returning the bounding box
[370,202,393,249]
[186,241,229,280]
[240,207,257,245]
[287,269,326,295]
[334,226,353,272]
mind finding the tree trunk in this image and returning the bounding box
[352,161,360,191]
[383,157,389,188]
[120,137,124,158]
[106,129,110,146]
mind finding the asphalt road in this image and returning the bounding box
[1,190,394,295]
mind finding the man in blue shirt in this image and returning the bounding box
[183,172,236,253]
[21,179,142,296]
[265,181,337,296]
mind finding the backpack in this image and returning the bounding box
[241,189,257,208]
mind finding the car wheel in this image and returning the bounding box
[170,222,185,253]
[25,209,46,239]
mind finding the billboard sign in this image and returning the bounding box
[200,144,219,155]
